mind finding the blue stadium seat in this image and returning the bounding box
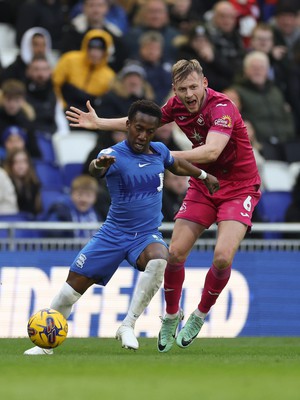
[40,188,69,215]
[34,160,64,190]
[61,163,84,188]
[0,212,39,238]
[256,191,292,239]
[35,132,56,163]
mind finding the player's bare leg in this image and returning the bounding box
[176,221,248,348]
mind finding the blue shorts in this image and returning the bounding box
[70,224,168,286]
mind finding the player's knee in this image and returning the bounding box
[213,253,232,269]
[168,245,187,264]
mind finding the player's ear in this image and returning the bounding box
[203,77,208,88]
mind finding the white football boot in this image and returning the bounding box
[115,325,139,350]
[24,346,54,355]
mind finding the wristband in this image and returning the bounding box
[93,160,104,170]
[198,170,207,180]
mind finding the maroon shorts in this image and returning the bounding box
[175,177,261,229]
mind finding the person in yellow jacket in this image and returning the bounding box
[52,29,116,111]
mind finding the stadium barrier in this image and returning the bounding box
[1,222,300,338]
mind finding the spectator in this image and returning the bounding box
[232,50,296,157]
[229,0,260,48]
[162,169,188,222]
[15,0,65,51]
[249,22,300,131]
[136,30,172,105]
[1,27,55,84]
[124,0,181,63]
[0,125,27,164]
[168,0,197,36]
[25,55,69,134]
[45,174,103,238]
[3,148,42,216]
[61,0,127,71]
[94,60,154,118]
[52,29,116,111]
[0,79,41,158]
[176,23,233,92]
[69,0,129,34]
[204,0,246,87]
[271,2,300,60]
[0,166,18,215]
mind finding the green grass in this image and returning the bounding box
[0,338,300,400]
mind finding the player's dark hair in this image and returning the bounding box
[128,100,162,122]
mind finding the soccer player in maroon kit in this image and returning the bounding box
[66,59,261,352]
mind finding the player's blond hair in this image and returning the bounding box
[172,59,203,85]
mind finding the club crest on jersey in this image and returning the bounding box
[100,147,113,154]
[76,253,87,268]
[214,115,232,128]
[196,115,205,126]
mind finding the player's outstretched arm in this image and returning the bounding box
[66,100,128,132]
[170,158,220,195]
[89,155,116,178]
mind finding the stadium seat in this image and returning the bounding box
[61,163,84,187]
[35,132,56,163]
[40,188,69,215]
[52,131,97,166]
[261,160,294,191]
[0,212,39,238]
[256,191,292,239]
[34,160,64,190]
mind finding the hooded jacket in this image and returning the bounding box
[1,27,53,83]
[52,29,116,110]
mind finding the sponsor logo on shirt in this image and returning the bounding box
[216,103,228,107]
[178,116,187,120]
[214,115,232,128]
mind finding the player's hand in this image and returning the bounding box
[204,174,220,195]
[95,155,116,169]
[66,100,99,130]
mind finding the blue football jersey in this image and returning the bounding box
[98,140,174,233]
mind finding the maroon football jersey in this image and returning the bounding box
[161,88,260,185]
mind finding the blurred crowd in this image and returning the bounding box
[0,0,300,237]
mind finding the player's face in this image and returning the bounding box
[126,112,160,154]
[173,71,208,114]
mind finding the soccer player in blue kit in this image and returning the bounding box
[24,100,219,355]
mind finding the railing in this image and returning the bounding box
[1,222,300,251]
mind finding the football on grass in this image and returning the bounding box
[27,308,68,349]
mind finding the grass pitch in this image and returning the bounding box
[0,337,300,400]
